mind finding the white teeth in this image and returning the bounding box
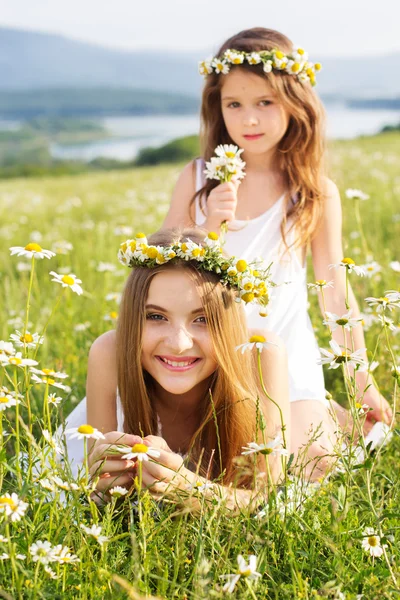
[160,358,196,367]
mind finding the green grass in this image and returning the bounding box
[0,133,399,598]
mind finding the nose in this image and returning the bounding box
[165,324,194,354]
[242,110,259,127]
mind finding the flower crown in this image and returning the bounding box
[199,47,321,86]
[118,232,273,313]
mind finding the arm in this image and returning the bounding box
[162,161,196,229]
[311,179,392,423]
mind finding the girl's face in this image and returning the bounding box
[141,269,218,398]
[220,69,290,158]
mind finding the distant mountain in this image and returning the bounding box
[1,26,399,98]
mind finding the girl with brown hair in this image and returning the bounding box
[82,229,291,506]
[162,27,392,468]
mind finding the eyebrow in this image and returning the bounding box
[145,304,204,315]
[221,94,274,100]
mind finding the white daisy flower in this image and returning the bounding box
[187,481,215,493]
[52,240,73,255]
[211,58,230,74]
[285,60,302,75]
[16,261,32,272]
[38,478,57,492]
[117,442,161,462]
[9,330,44,348]
[0,553,26,560]
[0,341,15,357]
[361,261,382,278]
[389,261,400,272]
[358,360,380,374]
[96,262,117,273]
[307,280,334,290]
[247,52,261,64]
[109,486,129,498]
[263,60,273,73]
[104,311,118,322]
[235,335,275,354]
[0,352,38,368]
[318,340,366,370]
[0,393,19,411]
[0,493,28,522]
[355,402,370,416]
[292,46,309,62]
[345,188,370,201]
[176,240,205,262]
[198,59,213,76]
[323,309,363,331]
[30,373,71,392]
[29,540,56,565]
[105,292,122,304]
[386,290,400,303]
[51,476,79,492]
[65,424,105,441]
[74,322,91,332]
[80,524,109,546]
[0,535,9,543]
[42,429,64,456]
[9,243,56,260]
[215,144,244,160]
[204,231,221,250]
[30,367,68,379]
[329,258,365,276]
[44,566,59,579]
[242,436,288,457]
[221,554,261,594]
[377,315,397,331]
[361,528,384,557]
[365,295,400,312]
[48,393,63,407]
[49,271,83,295]
[52,545,80,564]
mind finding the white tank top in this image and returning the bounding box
[194,158,327,403]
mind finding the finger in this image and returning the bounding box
[143,435,171,451]
[96,472,134,492]
[141,469,169,493]
[90,458,135,477]
[99,432,143,447]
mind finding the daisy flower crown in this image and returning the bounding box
[118,232,273,311]
[199,47,321,86]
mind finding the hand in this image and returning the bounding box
[139,448,195,498]
[203,179,239,232]
[89,431,141,496]
[356,374,393,425]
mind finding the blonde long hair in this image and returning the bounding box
[193,27,326,250]
[117,229,267,486]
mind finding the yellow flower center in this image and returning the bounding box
[243,282,253,291]
[61,275,75,286]
[259,310,268,317]
[120,242,128,253]
[208,232,219,241]
[225,151,236,158]
[367,266,374,271]
[240,568,252,576]
[131,443,149,454]
[314,63,322,71]
[336,318,349,326]
[0,397,10,404]
[241,292,255,303]
[77,425,95,435]
[194,481,203,488]
[136,233,146,239]
[168,251,176,259]
[379,297,389,303]
[42,369,55,375]
[368,536,378,547]
[191,248,201,257]
[181,243,188,253]
[146,247,158,259]
[128,241,136,251]
[297,48,305,55]
[316,280,326,285]
[342,257,355,265]
[236,260,248,273]
[45,378,55,385]
[9,357,22,365]
[275,50,284,59]
[24,243,42,252]
[355,402,362,409]
[156,253,166,264]
[109,311,118,319]
[249,335,266,344]
[0,497,15,508]
[20,333,33,343]
[291,62,301,72]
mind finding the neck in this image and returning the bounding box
[241,147,280,172]
[152,377,212,418]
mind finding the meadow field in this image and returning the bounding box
[0,132,399,599]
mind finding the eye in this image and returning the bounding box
[194,316,207,324]
[227,101,240,108]
[146,313,166,321]
[260,100,272,106]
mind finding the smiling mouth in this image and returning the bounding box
[156,356,200,370]
[244,133,264,138]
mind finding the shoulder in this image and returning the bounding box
[162,159,199,229]
[320,176,341,207]
[88,330,116,366]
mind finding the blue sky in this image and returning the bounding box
[1,0,399,57]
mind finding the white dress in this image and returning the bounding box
[194,158,327,405]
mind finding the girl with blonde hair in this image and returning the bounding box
[75,229,291,506]
[163,27,392,468]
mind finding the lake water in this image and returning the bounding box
[47,106,400,162]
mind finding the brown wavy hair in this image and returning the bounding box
[193,27,326,250]
[116,228,279,487]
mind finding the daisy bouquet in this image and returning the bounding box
[204,144,246,183]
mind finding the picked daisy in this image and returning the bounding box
[361,527,384,557]
[345,188,370,201]
[307,280,334,290]
[236,334,275,354]
[323,309,363,331]
[117,442,161,462]
[80,523,109,546]
[9,330,44,348]
[0,493,28,522]
[318,340,366,370]
[50,271,83,295]
[221,554,261,594]
[329,258,365,276]
[204,144,246,183]
[9,243,56,260]
[65,424,105,441]
[242,436,288,456]
[0,352,38,368]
